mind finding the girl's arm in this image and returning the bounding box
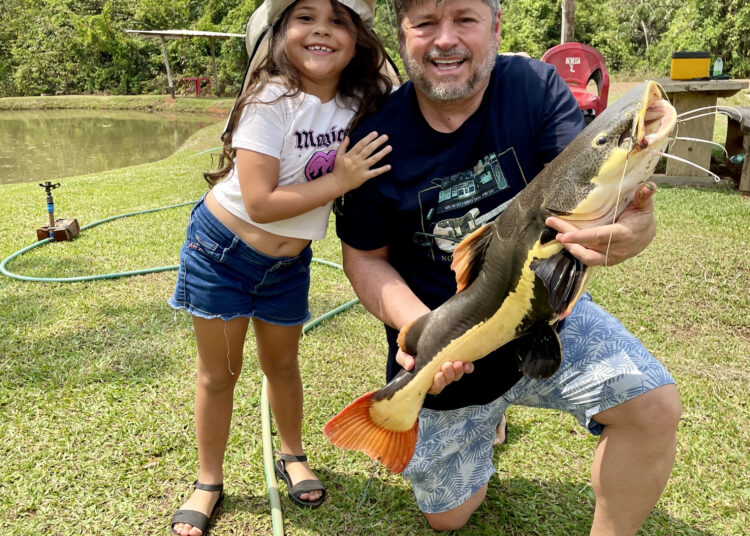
[238,132,391,224]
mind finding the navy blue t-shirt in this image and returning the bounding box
[336,55,585,410]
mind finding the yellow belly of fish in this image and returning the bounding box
[370,240,563,431]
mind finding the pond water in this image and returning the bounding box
[0,110,224,185]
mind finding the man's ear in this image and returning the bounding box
[494,9,502,47]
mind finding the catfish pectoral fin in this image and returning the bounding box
[517,322,562,379]
[531,249,586,316]
[323,390,418,473]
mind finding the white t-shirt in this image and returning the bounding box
[212,81,356,240]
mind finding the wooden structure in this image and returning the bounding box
[723,107,750,193]
[654,78,749,183]
[183,76,212,97]
[125,29,244,98]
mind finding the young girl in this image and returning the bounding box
[169,0,393,533]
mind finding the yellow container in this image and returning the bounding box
[670,51,710,80]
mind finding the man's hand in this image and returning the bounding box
[546,181,658,266]
[396,349,474,395]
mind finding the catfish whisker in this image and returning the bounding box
[676,111,733,124]
[676,105,726,119]
[657,152,722,182]
[670,136,729,158]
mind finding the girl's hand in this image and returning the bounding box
[329,131,392,194]
[395,349,474,395]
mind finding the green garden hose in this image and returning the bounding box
[0,201,195,282]
[0,200,361,535]
[262,286,359,536]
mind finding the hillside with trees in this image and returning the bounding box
[0,0,747,98]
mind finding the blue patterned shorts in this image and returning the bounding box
[402,293,676,514]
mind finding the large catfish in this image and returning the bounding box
[324,81,677,473]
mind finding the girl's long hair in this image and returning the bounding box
[205,0,395,187]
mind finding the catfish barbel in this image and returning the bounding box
[324,81,677,473]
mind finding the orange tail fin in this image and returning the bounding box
[323,391,419,473]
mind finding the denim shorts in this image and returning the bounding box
[168,197,313,325]
[401,293,676,514]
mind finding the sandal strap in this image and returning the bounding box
[289,478,326,495]
[171,509,210,532]
[279,453,308,463]
[193,480,224,492]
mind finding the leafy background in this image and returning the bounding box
[0,0,748,98]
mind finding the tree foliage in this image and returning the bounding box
[0,0,747,98]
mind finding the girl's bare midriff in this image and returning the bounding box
[204,190,311,259]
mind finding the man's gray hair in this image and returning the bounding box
[393,0,500,24]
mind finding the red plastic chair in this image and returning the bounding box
[541,42,610,122]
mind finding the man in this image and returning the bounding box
[335,0,681,533]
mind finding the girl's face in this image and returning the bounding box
[284,0,357,98]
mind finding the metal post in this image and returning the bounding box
[159,36,176,99]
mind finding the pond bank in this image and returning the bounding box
[0,94,235,115]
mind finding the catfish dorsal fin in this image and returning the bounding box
[451,223,493,292]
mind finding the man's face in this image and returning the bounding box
[399,0,500,103]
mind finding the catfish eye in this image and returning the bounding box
[596,135,608,146]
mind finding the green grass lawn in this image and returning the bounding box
[0,93,748,535]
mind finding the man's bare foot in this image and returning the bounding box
[171,486,222,536]
[493,414,508,446]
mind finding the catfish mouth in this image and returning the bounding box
[627,84,677,153]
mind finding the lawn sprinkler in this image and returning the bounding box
[36,181,80,242]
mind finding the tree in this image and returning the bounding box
[561,0,575,43]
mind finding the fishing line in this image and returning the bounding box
[357,462,380,512]
[223,321,235,376]
[605,138,633,266]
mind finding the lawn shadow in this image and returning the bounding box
[0,275,184,389]
[267,468,718,536]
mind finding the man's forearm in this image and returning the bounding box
[342,245,429,331]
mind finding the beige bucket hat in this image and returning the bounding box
[246,0,377,71]
[222,0,396,140]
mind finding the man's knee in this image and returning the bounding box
[423,484,487,531]
[599,383,682,436]
[637,384,682,433]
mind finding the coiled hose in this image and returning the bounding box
[0,201,360,535]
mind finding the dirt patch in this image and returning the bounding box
[207,103,232,115]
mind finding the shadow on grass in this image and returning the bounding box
[261,470,718,536]
[0,278,183,388]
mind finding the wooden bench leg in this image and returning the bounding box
[740,134,750,193]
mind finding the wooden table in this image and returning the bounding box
[655,78,749,179]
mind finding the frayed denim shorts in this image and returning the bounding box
[168,197,313,326]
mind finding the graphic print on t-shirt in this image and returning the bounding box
[305,150,336,181]
[417,150,524,259]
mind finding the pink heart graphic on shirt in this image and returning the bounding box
[305,150,337,181]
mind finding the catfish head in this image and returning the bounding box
[540,80,677,228]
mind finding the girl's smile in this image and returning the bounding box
[285,0,356,100]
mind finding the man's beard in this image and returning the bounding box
[401,39,497,103]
